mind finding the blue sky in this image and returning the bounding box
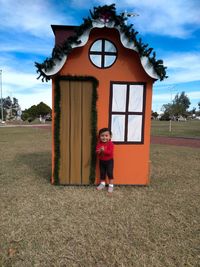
[0,0,200,113]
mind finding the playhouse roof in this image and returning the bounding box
[35,4,167,82]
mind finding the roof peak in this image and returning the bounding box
[35,4,167,82]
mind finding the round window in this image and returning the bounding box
[89,39,117,68]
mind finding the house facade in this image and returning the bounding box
[35,5,167,185]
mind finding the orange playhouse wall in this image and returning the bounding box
[53,28,154,185]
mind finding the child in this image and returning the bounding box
[96,128,114,193]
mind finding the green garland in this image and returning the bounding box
[53,76,98,185]
[53,78,61,185]
[89,77,98,184]
[35,4,167,82]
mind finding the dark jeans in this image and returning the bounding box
[99,159,114,181]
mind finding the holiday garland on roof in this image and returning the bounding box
[35,4,167,82]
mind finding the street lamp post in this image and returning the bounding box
[0,70,3,122]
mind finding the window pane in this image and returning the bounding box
[127,115,143,142]
[90,40,102,51]
[128,85,144,112]
[111,115,125,141]
[104,55,116,67]
[112,84,127,112]
[105,40,116,52]
[89,55,101,67]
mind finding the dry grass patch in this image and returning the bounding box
[151,120,200,138]
[0,127,199,266]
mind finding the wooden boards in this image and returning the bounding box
[59,80,92,185]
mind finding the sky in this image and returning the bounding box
[0,0,200,113]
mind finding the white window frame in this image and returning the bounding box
[109,82,146,144]
[89,39,117,69]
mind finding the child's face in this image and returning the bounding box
[99,131,111,143]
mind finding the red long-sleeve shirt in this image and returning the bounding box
[96,140,114,161]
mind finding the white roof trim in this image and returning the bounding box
[42,20,159,79]
[141,56,160,80]
[42,56,67,76]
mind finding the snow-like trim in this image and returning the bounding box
[42,20,159,80]
[43,56,67,76]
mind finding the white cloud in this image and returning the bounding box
[2,0,199,39]
[76,0,200,38]
[0,39,53,55]
[163,52,200,83]
[0,0,75,38]
[16,90,52,110]
[187,91,200,101]
[165,52,200,69]
[1,66,51,109]
[152,81,200,112]
[153,90,200,103]
[153,93,171,102]
[120,0,200,38]
[2,67,43,88]
[69,0,114,8]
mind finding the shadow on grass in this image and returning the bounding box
[17,152,52,182]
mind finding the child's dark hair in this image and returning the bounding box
[98,128,112,136]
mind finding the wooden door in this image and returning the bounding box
[59,80,92,184]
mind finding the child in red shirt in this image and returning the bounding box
[96,128,114,193]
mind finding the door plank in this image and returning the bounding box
[82,81,92,184]
[59,81,70,184]
[70,81,82,184]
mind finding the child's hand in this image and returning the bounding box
[97,146,104,155]
[97,148,102,153]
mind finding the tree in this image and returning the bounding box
[196,102,200,116]
[161,91,191,119]
[21,109,30,121]
[151,111,159,119]
[27,105,38,118]
[161,103,173,114]
[21,102,52,121]
[37,102,52,117]
[172,91,190,117]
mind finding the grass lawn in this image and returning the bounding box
[0,127,199,266]
[151,120,200,138]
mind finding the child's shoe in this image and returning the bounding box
[96,183,105,190]
[108,184,114,193]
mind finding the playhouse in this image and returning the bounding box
[35,5,167,185]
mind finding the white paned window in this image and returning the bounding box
[90,40,102,51]
[89,55,101,68]
[89,39,117,68]
[111,115,125,141]
[129,85,144,112]
[105,40,117,52]
[127,115,143,142]
[110,83,145,143]
[104,56,116,67]
[112,84,127,112]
